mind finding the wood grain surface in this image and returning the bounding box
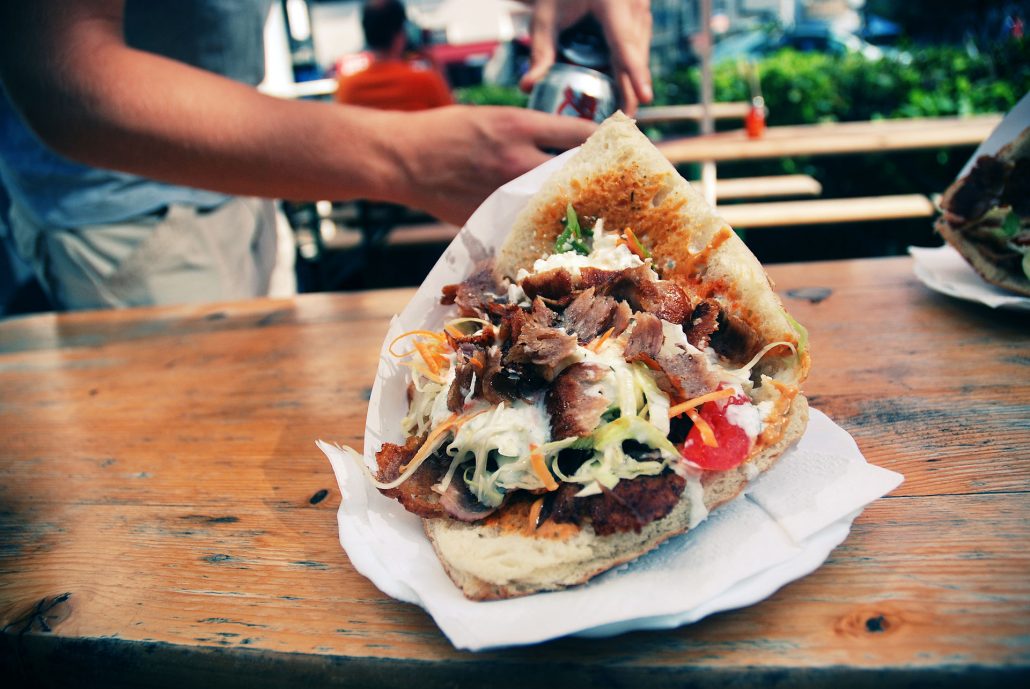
[656,114,1002,163]
[1,257,1028,688]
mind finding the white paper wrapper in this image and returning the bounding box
[319,149,903,651]
[909,245,1030,311]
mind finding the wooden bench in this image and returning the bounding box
[315,193,933,252]
[717,194,936,229]
[636,102,751,125]
[699,174,822,201]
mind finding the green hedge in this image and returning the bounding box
[655,39,1029,125]
[456,40,1029,122]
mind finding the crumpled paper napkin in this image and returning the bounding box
[909,245,1030,311]
[319,148,903,651]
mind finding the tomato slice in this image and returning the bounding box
[679,391,754,471]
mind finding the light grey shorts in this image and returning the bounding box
[10,197,280,310]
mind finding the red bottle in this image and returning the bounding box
[745,96,766,139]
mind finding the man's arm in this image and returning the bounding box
[0,1,594,225]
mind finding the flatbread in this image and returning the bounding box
[420,112,810,600]
[936,127,1030,296]
[496,112,808,384]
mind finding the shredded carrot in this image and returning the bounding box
[442,317,491,339]
[586,327,614,352]
[527,496,545,532]
[623,227,651,260]
[686,408,719,447]
[389,329,446,357]
[468,356,485,372]
[391,409,487,480]
[443,323,465,339]
[412,340,442,376]
[668,387,736,419]
[528,444,559,492]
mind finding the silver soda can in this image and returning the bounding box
[527,62,619,123]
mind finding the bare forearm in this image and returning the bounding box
[0,0,595,224]
[2,22,405,203]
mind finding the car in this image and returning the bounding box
[712,23,894,64]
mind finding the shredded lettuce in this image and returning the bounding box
[785,312,809,354]
[441,402,552,507]
[632,361,670,435]
[554,416,680,493]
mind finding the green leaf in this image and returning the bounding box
[1001,211,1021,238]
[555,203,591,255]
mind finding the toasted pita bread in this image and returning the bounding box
[495,112,808,384]
[421,112,810,600]
[936,127,1030,297]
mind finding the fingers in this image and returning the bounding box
[519,109,598,151]
[519,0,559,93]
[592,0,654,110]
[618,72,639,117]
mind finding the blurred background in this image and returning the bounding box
[267,0,1028,292]
[3,0,1027,310]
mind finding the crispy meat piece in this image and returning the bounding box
[584,265,693,324]
[546,363,609,440]
[506,314,578,381]
[1002,158,1030,217]
[709,312,761,363]
[589,472,686,535]
[376,436,448,519]
[625,267,693,324]
[945,155,1010,223]
[482,346,546,403]
[623,312,664,361]
[548,471,686,536]
[440,260,502,318]
[447,357,479,412]
[561,288,618,343]
[655,348,718,401]
[684,298,720,350]
[578,266,621,290]
[438,473,499,522]
[521,268,575,300]
[610,300,632,337]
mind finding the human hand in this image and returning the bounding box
[519,0,653,116]
[385,105,596,225]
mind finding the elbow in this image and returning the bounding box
[10,88,99,164]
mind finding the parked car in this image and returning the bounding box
[712,23,900,64]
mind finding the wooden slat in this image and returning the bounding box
[703,174,822,200]
[718,194,935,228]
[635,102,751,124]
[656,115,1002,163]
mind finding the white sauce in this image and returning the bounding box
[516,220,648,281]
[684,471,709,528]
[724,400,762,440]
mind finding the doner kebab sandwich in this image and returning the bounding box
[364,112,811,601]
[936,126,1030,296]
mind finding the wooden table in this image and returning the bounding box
[1,257,1027,687]
[656,114,1003,163]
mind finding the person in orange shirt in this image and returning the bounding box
[337,0,453,112]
